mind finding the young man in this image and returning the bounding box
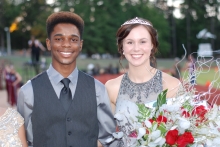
[17,11,118,147]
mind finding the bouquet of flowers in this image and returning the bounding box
[128,89,220,147]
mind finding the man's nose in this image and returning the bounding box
[62,39,71,47]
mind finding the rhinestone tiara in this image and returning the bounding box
[121,17,152,27]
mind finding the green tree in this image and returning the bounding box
[0,0,22,52]
[176,0,220,56]
[2,0,172,58]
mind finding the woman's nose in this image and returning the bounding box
[133,42,140,51]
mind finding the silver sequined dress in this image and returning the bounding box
[115,71,163,147]
[0,108,24,147]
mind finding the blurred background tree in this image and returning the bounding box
[0,0,220,58]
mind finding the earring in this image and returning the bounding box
[123,52,125,55]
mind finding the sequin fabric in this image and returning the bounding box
[118,70,163,103]
[0,108,24,147]
[115,70,163,147]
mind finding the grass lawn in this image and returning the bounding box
[1,54,219,88]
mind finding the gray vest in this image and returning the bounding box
[31,71,98,147]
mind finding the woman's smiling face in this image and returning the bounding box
[123,25,153,67]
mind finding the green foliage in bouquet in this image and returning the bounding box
[136,103,152,123]
[155,89,168,111]
[136,89,168,123]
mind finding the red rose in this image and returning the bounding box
[149,119,154,124]
[176,132,194,147]
[156,115,167,124]
[182,110,190,118]
[165,129,178,145]
[192,105,207,118]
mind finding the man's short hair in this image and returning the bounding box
[46,11,84,39]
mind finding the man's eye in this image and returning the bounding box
[55,38,61,41]
[72,38,78,42]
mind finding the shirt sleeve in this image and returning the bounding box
[17,80,34,147]
[28,40,32,46]
[95,79,120,147]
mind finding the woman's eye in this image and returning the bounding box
[141,41,146,43]
[127,42,132,44]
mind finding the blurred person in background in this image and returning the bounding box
[4,64,22,106]
[183,54,196,85]
[28,35,46,74]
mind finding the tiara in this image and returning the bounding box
[121,17,152,26]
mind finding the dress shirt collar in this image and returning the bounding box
[47,64,78,84]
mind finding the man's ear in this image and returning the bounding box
[79,40,83,52]
[46,38,51,51]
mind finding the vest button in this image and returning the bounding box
[67,117,71,121]
[68,131,72,135]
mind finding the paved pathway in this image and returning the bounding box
[0,90,12,108]
[0,90,16,109]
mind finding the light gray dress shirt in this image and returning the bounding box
[17,64,118,147]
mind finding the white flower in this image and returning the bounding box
[160,103,181,112]
[149,130,161,140]
[144,120,152,128]
[158,138,166,146]
[178,117,190,130]
[137,127,146,139]
[112,132,123,139]
[148,142,158,147]
[105,137,114,143]
[213,137,220,145]
[114,113,123,121]
[215,119,220,127]
[206,139,213,146]
[196,127,209,134]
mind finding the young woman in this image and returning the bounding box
[0,107,27,147]
[105,17,181,146]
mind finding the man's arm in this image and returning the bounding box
[17,81,34,147]
[95,80,120,147]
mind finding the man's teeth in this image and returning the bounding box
[61,52,71,55]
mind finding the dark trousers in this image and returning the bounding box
[31,51,40,74]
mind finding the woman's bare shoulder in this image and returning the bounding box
[105,74,124,89]
[105,74,124,104]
